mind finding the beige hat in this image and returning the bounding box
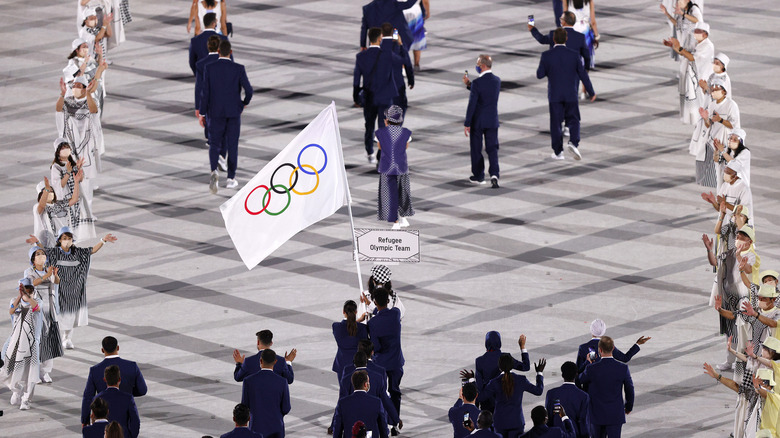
[760,270,780,282]
[738,225,755,243]
[756,368,775,387]
[734,205,750,219]
[758,284,779,299]
[763,336,780,353]
[755,430,773,438]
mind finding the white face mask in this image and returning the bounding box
[711,90,725,100]
[728,139,739,150]
[713,63,724,74]
[60,238,73,249]
[735,238,749,251]
[59,149,71,159]
[723,172,734,183]
[86,19,97,27]
[34,254,47,266]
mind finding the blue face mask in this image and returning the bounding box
[475,65,482,74]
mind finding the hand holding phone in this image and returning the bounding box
[528,14,534,26]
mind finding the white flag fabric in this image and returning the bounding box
[220,102,351,269]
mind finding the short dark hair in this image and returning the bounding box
[261,348,277,365]
[352,370,369,390]
[531,405,547,426]
[562,11,576,26]
[203,12,217,28]
[368,27,382,44]
[353,351,368,368]
[599,336,615,354]
[256,330,273,345]
[102,336,118,354]
[218,40,232,57]
[91,397,109,419]
[207,35,222,52]
[233,403,251,426]
[553,27,568,44]
[477,410,493,429]
[462,382,478,402]
[561,361,578,381]
[372,287,390,307]
[104,365,121,386]
[358,339,374,356]
[381,22,393,37]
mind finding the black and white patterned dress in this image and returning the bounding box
[24,268,64,365]
[57,96,104,181]
[43,246,92,331]
[50,162,96,241]
[1,294,43,397]
[32,200,72,248]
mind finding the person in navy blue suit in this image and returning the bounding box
[221,403,264,438]
[530,12,590,70]
[545,362,589,438]
[199,40,252,194]
[241,349,291,438]
[194,34,227,171]
[462,54,501,188]
[463,410,503,438]
[341,339,386,381]
[333,370,389,438]
[480,355,546,437]
[92,365,140,438]
[81,336,147,427]
[82,398,110,438]
[366,287,404,431]
[333,300,369,382]
[448,382,481,438]
[188,13,229,75]
[360,0,415,51]
[520,405,576,438]
[463,331,530,413]
[233,329,296,384]
[337,352,399,426]
[380,23,414,117]
[354,27,398,164]
[536,28,595,161]
[578,337,634,438]
[575,319,649,391]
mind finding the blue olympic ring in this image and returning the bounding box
[297,143,327,175]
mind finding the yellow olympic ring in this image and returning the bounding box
[289,164,319,195]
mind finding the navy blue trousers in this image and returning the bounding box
[552,0,563,27]
[364,101,391,155]
[469,127,499,180]
[549,101,580,155]
[208,116,240,179]
[386,368,403,417]
[591,424,622,438]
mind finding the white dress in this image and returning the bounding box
[1,294,43,401]
[198,0,223,34]
[680,36,713,125]
[55,96,103,188]
[689,96,739,189]
[24,268,64,375]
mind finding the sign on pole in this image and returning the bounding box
[354,229,420,263]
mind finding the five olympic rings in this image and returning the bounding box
[244,143,328,216]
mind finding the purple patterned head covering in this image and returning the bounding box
[384,105,404,124]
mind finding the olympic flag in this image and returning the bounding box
[220,102,351,269]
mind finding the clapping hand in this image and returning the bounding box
[534,358,547,373]
[659,4,667,14]
[460,369,475,380]
[713,138,724,152]
[700,191,716,205]
[105,12,114,24]
[719,200,727,214]
[59,77,67,96]
[698,107,709,120]
[698,79,708,90]
[738,256,749,272]
[743,301,758,317]
[726,335,734,353]
[284,349,297,362]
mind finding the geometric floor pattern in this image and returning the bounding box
[1,0,779,436]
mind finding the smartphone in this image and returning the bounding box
[393,29,399,40]
[553,399,561,413]
[528,15,534,26]
[463,413,470,422]
[366,432,373,438]
[588,349,598,361]
[464,69,469,78]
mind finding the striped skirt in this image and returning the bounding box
[695,142,717,188]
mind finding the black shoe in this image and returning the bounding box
[391,426,399,436]
[327,426,333,435]
[490,176,499,188]
[469,176,485,185]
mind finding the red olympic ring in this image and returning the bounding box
[244,184,272,215]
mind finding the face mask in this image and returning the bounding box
[60,238,73,249]
[723,172,734,183]
[728,139,739,150]
[694,33,705,43]
[59,149,71,159]
[711,90,724,100]
[87,19,97,27]
[34,254,46,265]
[713,63,724,74]
[475,65,482,74]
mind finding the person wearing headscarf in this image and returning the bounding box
[575,319,650,390]
[25,226,117,349]
[376,105,414,229]
[24,247,64,384]
[357,264,406,323]
[0,278,43,410]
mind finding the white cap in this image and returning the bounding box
[73,75,89,86]
[730,128,746,145]
[84,7,97,17]
[714,52,730,69]
[695,21,710,33]
[72,38,87,51]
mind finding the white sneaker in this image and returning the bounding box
[391,222,402,230]
[367,154,377,164]
[715,361,733,371]
[10,393,20,406]
[209,171,219,194]
[226,178,238,189]
[19,399,31,410]
[567,141,582,161]
[64,339,75,349]
[550,152,565,160]
[563,126,570,137]
[399,217,410,228]
[218,155,227,172]
[41,373,53,383]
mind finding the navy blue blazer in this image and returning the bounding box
[536,46,594,102]
[195,53,220,110]
[241,370,291,437]
[531,27,591,69]
[341,359,386,381]
[339,366,399,424]
[545,383,589,438]
[82,420,108,438]
[448,399,481,438]
[188,29,229,75]
[480,373,544,432]
[353,47,398,106]
[380,38,414,89]
[366,307,404,371]
[81,357,147,425]
[576,339,640,373]
[332,320,369,373]
[475,350,530,394]
[360,0,415,50]
[93,387,140,438]
[199,58,253,118]
[220,426,265,438]
[333,391,388,438]
[519,419,575,438]
[464,72,500,129]
[234,350,294,384]
[578,357,634,426]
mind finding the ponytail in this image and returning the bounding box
[344,300,358,337]
[499,354,514,397]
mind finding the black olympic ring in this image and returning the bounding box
[270,163,299,194]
